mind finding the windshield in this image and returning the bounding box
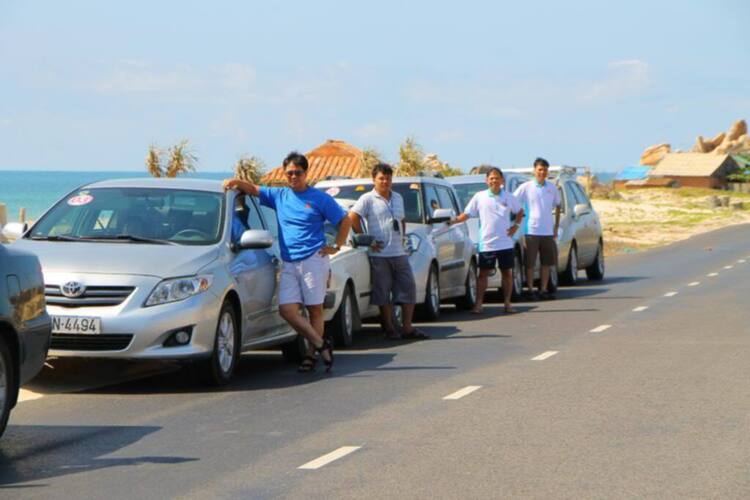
[30,188,224,245]
[319,183,424,223]
[453,182,486,209]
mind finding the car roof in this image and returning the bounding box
[82,178,224,193]
[447,173,528,184]
[315,176,455,189]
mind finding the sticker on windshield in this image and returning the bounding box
[67,194,94,206]
[325,187,340,197]
[409,183,419,190]
[355,185,365,192]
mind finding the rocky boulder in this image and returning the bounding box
[640,143,671,165]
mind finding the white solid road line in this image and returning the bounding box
[590,324,612,333]
[688,281,701,287]
[725,265,734,269]
[632,306,649,312]
[298,446,362,470]
[531,351,559,361]
[707,272,719,277]
[443,385,483,400]
[664,291,678,297]
[18,389,44,402]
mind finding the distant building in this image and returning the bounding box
[262,140,365,185]
[613,166,651,189]
[649,153,740,189]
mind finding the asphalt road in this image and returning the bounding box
[3,224,750,499]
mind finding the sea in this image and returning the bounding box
[0,170,232,222]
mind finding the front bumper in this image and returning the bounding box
[44,273,222,359]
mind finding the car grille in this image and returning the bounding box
[50,334,133,351]
[45,285,135,307]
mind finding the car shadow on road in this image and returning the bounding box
[0,424,196,488]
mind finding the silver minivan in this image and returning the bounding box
[6,178,303,385]
[315,175,478,320]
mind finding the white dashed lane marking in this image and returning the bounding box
[739,259,746,264]
[632,306,649,312]
[725,265,734,270]
[18,389,44,402]
[531,351,559,361]
[443,386,482,400]
[664,291,678,297]
[688,281,701,287]
[298,446,362,470]
[590,324,612,333]
[707,272,719,277]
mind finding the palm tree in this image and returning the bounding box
[235,155,265,184]
[145,144,164,178]
[166,140,197,178]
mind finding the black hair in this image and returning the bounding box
[283,151,309,171]
[533,157,550,168]
[485,167,503,178]
[371,162,394,178]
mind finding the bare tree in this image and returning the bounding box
[166,140,197,178]
[235,155,265,184]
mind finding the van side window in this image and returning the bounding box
[424,185,441,217]
[571,183,591,207]
[435,185,458,215]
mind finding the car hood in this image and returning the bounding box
[12,239,220,278]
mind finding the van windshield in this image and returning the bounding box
[318,183,424,223]
[453,182,486,209]
[29,188,224,245]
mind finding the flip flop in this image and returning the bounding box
[504,306,516,314]
[383,330,402,340]
[470,307,483,315]
[401,328,430,339]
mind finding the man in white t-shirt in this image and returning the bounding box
[513,157,561,300]
[450,167,524,314]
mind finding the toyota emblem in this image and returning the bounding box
[61,281,86,298]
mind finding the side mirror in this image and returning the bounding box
[573,204,591,218]
[429,208,454,224]
[238,229,274,250]
[2,222,28,241]
[352,234,375,248]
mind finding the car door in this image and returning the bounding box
[570,182,597,265]
[257,203,287,335]
[229,196,278,342]
[425,184,463,292]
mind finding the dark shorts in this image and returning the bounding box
[525,235,557,267]
[479,249,514,271]
[369,255,417,306]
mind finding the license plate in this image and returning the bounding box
[52,316,102,334]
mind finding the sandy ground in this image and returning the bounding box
[592,187,750,256]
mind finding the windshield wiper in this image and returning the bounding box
[84,234,178,246]
[30,235,83,242]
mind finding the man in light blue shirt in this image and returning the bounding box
[224,151,351,373]
[349,163,427,340]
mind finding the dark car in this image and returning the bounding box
[0,244,51,437]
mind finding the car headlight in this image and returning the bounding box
[145,275,213,307]
[405,233,422,255]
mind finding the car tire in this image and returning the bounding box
[201,301,240,386]
[560,243,578,286]
[330,284,356,347]
[0,336,15,439]
[586,240,605,281]
[417,264,441,321]
[455,260,478,310]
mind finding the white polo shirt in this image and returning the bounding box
[463,188,522,252]
[513,180,561,236]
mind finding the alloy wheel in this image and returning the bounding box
[429,268,439,311]
[217,311,235,374]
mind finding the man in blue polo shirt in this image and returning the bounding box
[223,151,351,373]
[450,167,524,314]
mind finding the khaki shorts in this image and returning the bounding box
[369,255,417,306]
[525,235,556,267]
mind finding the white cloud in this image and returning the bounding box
[580,59,650,102]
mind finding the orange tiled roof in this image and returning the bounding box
[262,140,365,184]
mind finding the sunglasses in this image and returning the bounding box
[285,169,305,177]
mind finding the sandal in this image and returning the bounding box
[470,306,483,315]
[316,337,334,373]
[298,355,317,373]
[383,330,402,340]
[401,328,430,339]
[504,306,516,314]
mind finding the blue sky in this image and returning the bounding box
[1,0,748,173]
